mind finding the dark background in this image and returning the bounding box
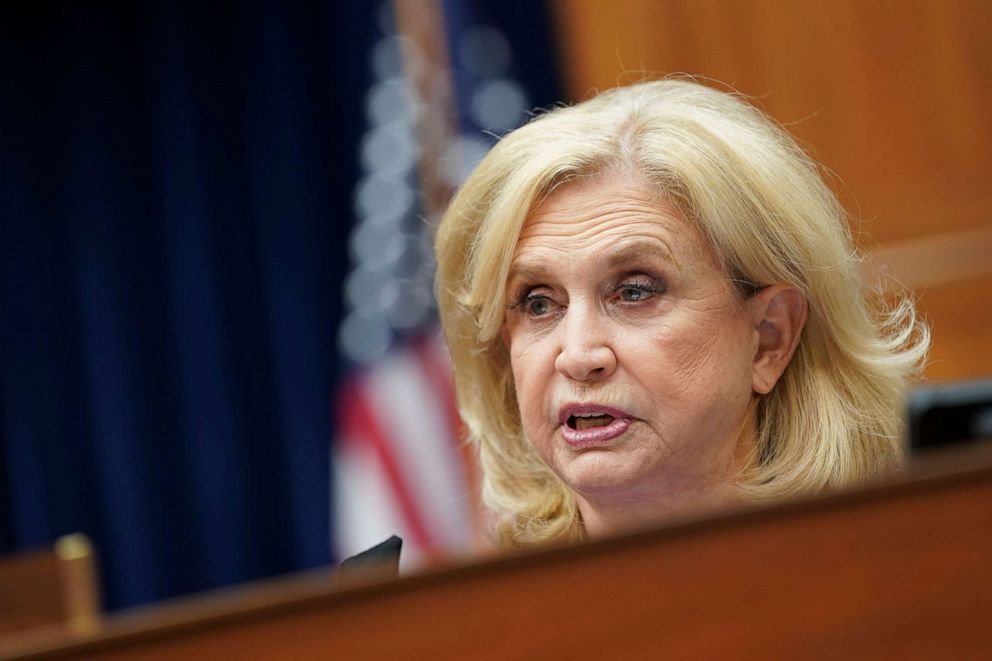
[0,0,560,611]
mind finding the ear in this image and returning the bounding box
[748,284,808,395]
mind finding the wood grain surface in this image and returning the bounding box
[4,444,991,660]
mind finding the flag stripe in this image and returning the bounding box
[412,334,484,534]
[365,348,470,549]
[333,435,413,562]
[338,382,435,550]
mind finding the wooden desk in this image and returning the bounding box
[4,444,991,659]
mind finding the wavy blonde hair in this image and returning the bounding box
[434,78,928,547]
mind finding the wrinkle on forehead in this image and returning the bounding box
[512,171,716,276]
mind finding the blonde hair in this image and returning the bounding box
[434,78,928,546]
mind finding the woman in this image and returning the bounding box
[434,78,928,547]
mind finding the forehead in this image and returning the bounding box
[513,171,711,268]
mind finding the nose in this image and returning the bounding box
[553,303,617,383]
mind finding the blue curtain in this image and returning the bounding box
[0,1,377,610]
[0,0,561,612]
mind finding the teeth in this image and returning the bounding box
[575,415,614,430]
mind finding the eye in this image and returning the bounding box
[525,295,553,317]
[614,281,661,303]
[619,286,651,302]
[507,285,561,319]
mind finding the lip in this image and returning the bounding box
[558,403,634,447]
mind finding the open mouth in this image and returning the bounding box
[558,404,633,446]
[567,413,617,430]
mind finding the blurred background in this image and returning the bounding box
[1,0,989,615]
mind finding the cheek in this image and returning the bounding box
[690,323,755,418]
[509,337,551,437]
[638,308,754,405]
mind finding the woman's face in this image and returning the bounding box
[502,171,760,530]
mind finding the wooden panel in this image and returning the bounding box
[866,225,992,381]
[550,0,992,382]
[4,444,992,659]
[0,533,100,634]
[916,272,992,381]
[550,0,992,243]
[0,534,100,638]
[0,550,65,636]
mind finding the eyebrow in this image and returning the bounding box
[506,260,544,285]
[507,238,679,284]
[603,239,679,270]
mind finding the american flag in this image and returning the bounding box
[333,332,483,568]
[332,0,535,567]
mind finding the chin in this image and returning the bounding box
[557,450,652,497]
